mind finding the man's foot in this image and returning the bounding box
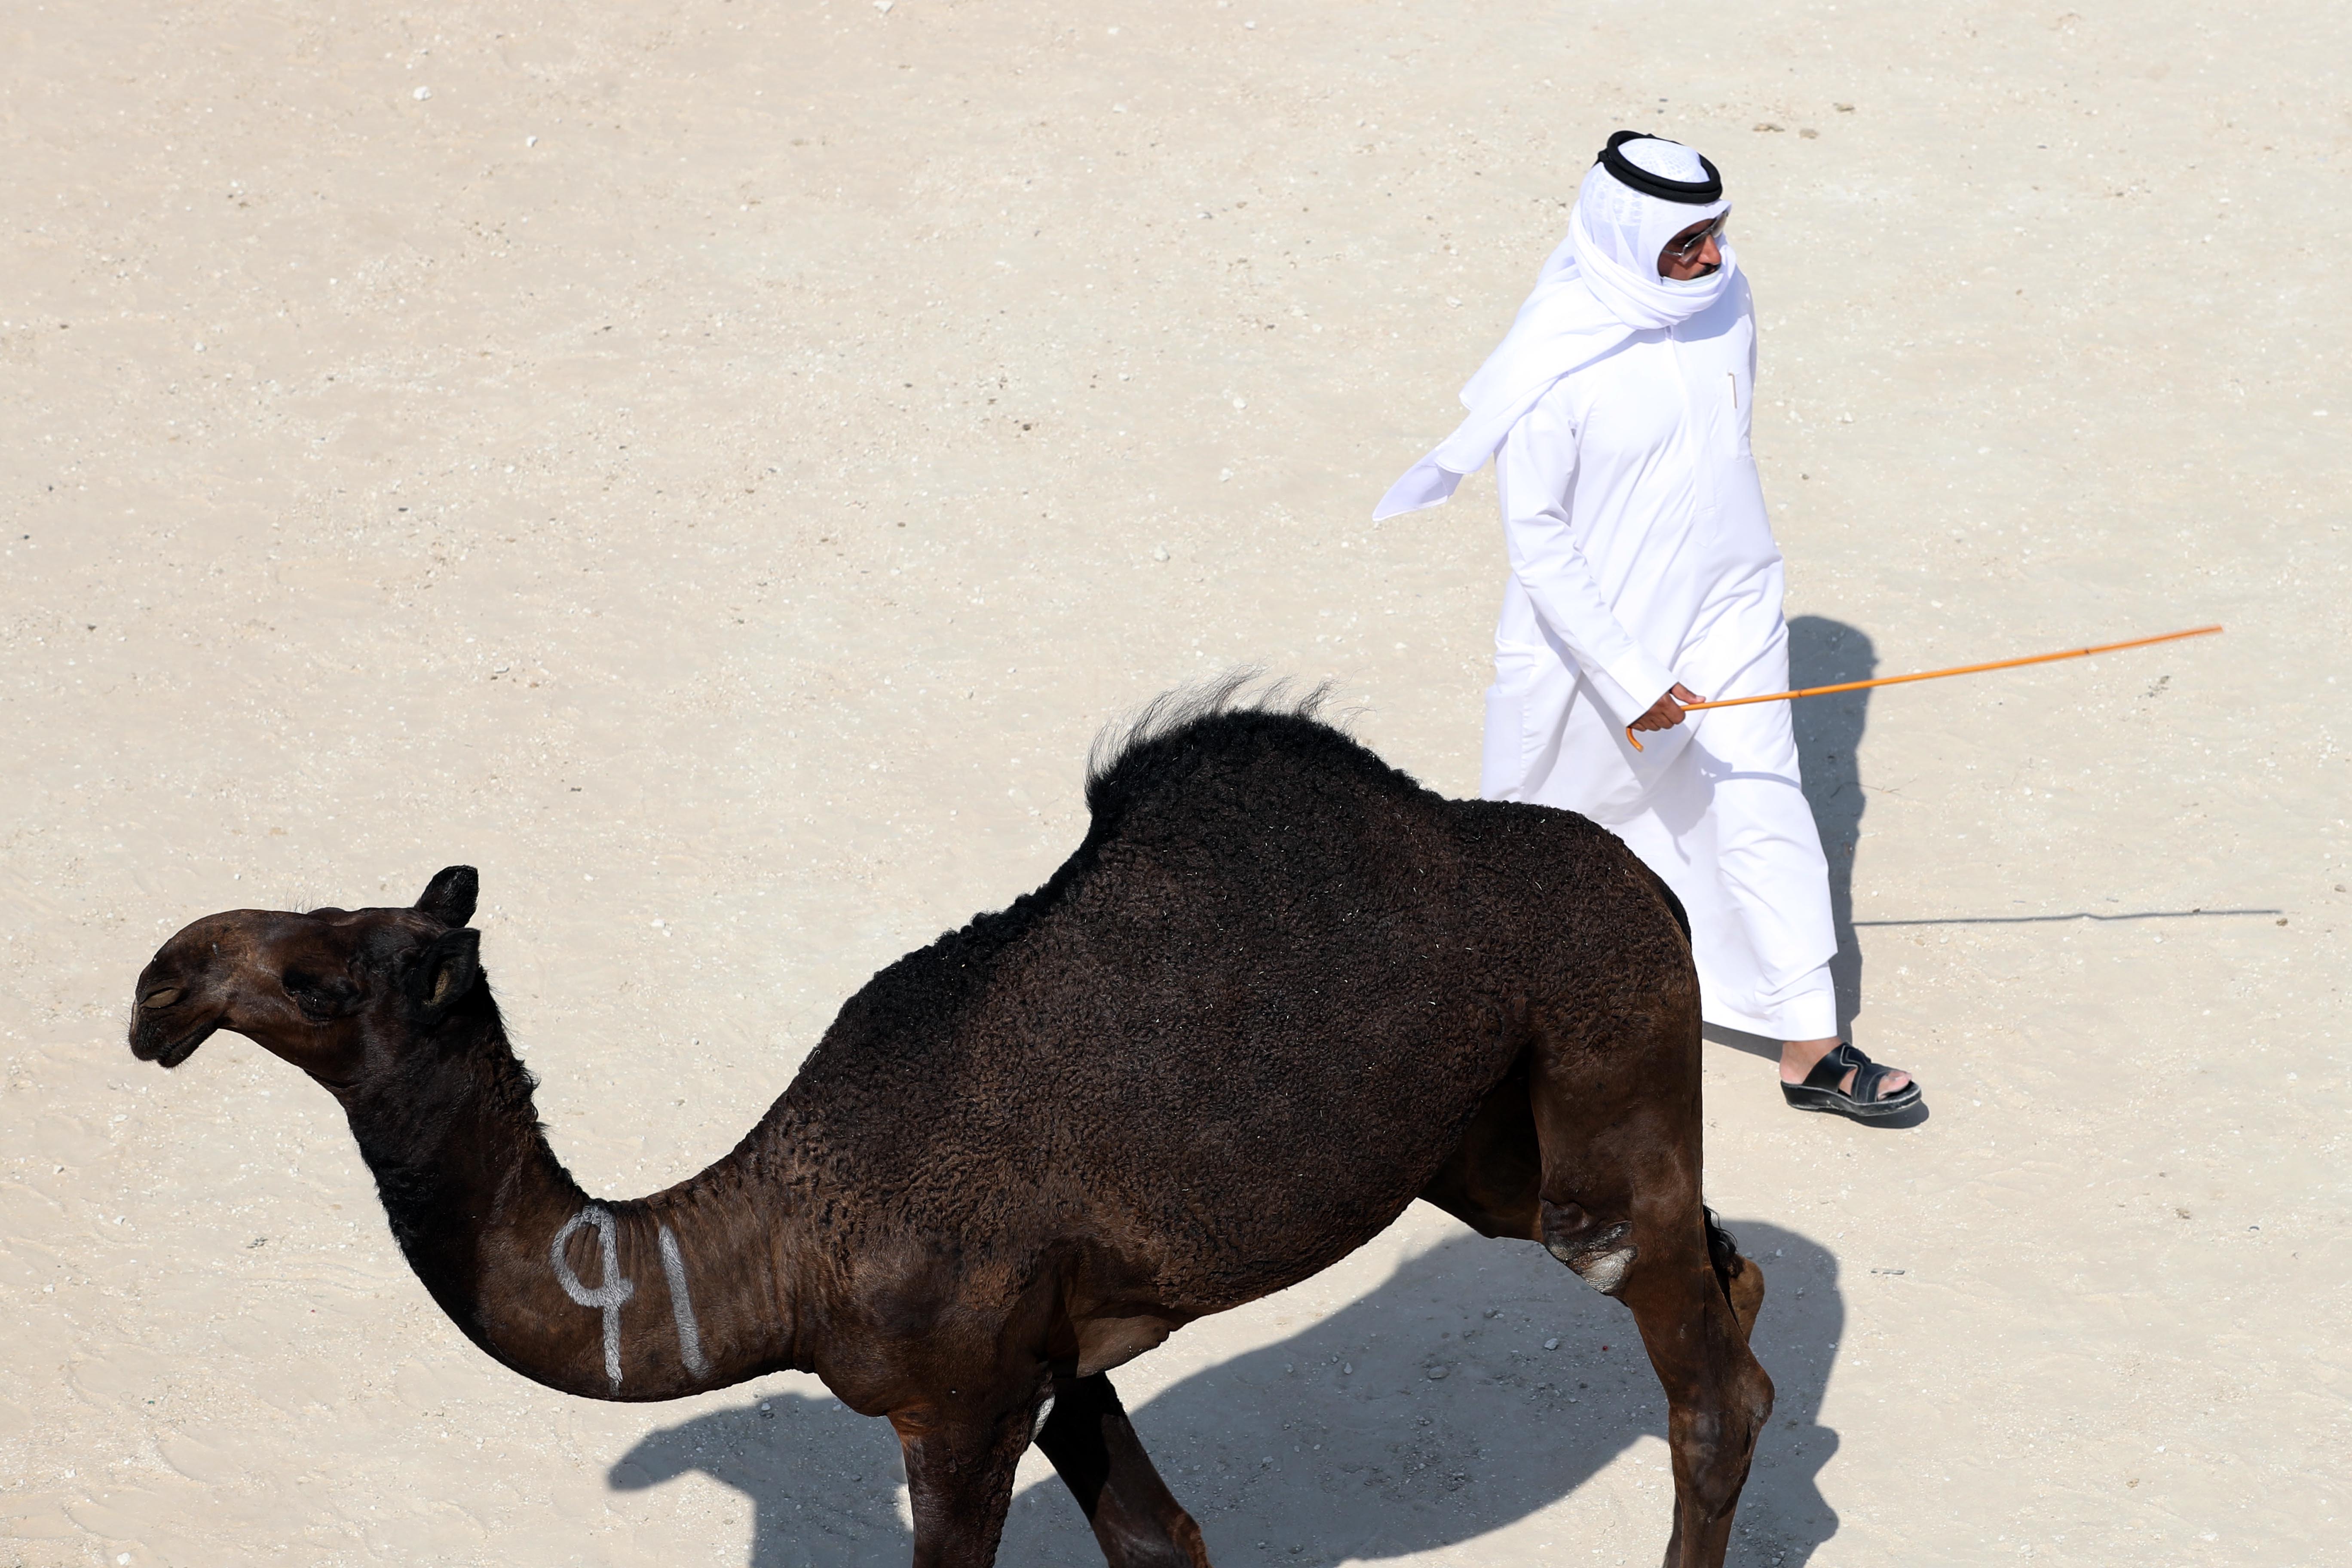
[1780,1036,1911,1096]
[1779,1039,1920,1120]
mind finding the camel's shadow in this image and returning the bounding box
[609,1222,1846,1567]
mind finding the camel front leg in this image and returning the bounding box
[1035,1372,1213,1568]
[891,1396,1037,1568]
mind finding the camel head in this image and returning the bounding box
[129,866,486,1090]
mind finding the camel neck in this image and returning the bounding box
[336,991,803,1401]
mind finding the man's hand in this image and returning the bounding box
[1629,683,1706,733]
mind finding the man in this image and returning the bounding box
[1377,131,1919,1120]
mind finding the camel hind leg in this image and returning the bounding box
[1525,1015,1773,1568]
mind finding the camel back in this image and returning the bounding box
[765,697,1698,1314]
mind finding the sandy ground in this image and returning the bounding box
[4,1,2348,1564]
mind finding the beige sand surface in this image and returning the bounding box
[4,2,2348,1564]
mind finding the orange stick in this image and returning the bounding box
[1623,624,2222,751]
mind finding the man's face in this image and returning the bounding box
[1657,216,1725,281]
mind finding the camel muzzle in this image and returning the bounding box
[131,936,230,1068]
[129,1003,221,1069]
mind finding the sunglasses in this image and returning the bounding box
[1663,216,1727,260]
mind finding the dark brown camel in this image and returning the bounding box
[128,689,1772,1568]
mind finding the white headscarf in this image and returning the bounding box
[1373,137,1736,521]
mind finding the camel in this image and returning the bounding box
[128,687,1773,1568]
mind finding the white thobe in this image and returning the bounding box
[1478,275,1838,1041]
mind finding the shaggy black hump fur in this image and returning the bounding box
[1083,671,1344,815]
[769,681,1718,1329]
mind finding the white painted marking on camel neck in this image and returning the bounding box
[551,1205,711,1390]
[657,1223,710,1378]
[551,1204,634,1391]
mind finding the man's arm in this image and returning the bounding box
[1499,386,1685,728]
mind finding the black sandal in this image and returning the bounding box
[1781,1042,1922,1120]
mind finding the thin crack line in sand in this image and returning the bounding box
[1854,907,2282,926]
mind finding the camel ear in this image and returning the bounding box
[416,865,478,928]
[409,928,481,1014]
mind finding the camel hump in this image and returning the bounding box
[1083,673,1412,831]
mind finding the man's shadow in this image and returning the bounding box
[609,1223,1846,1567]
[1787,615,1874,1038]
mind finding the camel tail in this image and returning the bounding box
[1083,671,1344,816]
[1704,1206,1748,1297]
[1636,861,1693,944]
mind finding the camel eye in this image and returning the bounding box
[141,986,184,1010]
